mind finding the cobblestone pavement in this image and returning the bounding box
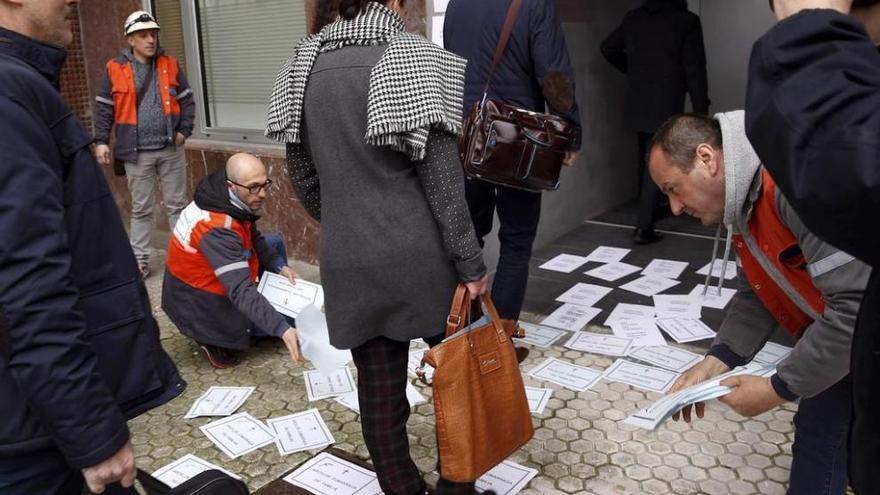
[134,255,796,494]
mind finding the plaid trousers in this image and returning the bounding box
[351,335,476,495]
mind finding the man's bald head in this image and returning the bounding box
[225,153,266,183]
[225,153,271,213]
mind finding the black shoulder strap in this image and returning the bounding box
[482,0,524,94]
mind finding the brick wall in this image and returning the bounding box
[59,5,92,131]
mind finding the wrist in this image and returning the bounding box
[702,355,731,376]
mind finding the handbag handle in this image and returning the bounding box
[136,468,173,495]
[481,0,524,96]
[445,284,508,343]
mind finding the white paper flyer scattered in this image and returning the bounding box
[284,452,382,495]
[407,348,434,382]
[541,304,602,332]
[601,359,680,393]
[564,331,633,357]
[624,362,775,430]
[524,386,552,415]
[555,282,613,307]
[696,259,738,280]
[752,342,793,366]
[656,318,716,343]
[538,254,589,273]
[185,386,255,419]
[619,276,680,297]
[688,284,737,310]
[152,454,241,488]
[610,318,667,347]
[628,345,703,373]
[653,294,703,319]
[527,357,603,391]
[476,460,539,495]
[517,322,567,348]
[335,382,427,414]
[584,246,631,264]
[304,367,356,401]
[268,409,335,456]
[604,303,656,326]
[200,412,276,459]
[583,261,642,282]
[641,259,689,280]
[256,272,325,319]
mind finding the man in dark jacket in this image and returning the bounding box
[601,0,710,244]
[163,153,303,369]
[444,0,582,325]
[0,1,185,494]
[745,1,880,492]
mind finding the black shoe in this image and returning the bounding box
[633,228,664,245]
[515,346,530,364]
[199,344,240,369]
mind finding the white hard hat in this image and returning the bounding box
[123,11,160,36]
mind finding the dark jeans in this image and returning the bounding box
[788,376,851,494]
[351,335,474,495]
[465,179,541,321]
[636,131,663,230]
[0,447,136,495]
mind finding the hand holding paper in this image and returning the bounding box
[719,374,787,417]
[668,355,730,422]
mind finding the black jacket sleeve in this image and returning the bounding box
[745,9,880,268]
[682,15,710,114]
[174,59,195,138]
[600,25,628,73]
[0,96,129,468]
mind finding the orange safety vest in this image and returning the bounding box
[106,54,182,126]
[166,202,260,296]
[733,169,825,336]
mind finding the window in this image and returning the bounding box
[157,0,308,141]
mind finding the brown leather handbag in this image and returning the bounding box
[417,285,534,482]
[458,0,575,193]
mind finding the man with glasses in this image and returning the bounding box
[162,153,303,369]
[94,10,195,279]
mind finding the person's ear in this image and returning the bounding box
[695,144,719,175]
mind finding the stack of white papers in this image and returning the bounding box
[152,454,241,488]
[689,284,737,310]
[641,259,689,280]
[517,322,568,348]
[185,386,255,419]
[653,295,702,319]
[604,303,655,326]
[601,359,680,393]
[304,367,357,401]
[527,357,603,391]
[200,413,277,459]
[624,361,775,430]
[541,304,602,331]
[585,246,631,264]
[539,253,589,273]
[564,331,633,357]
[555,282,613,307]
[696,259,738,280]
[655,318,716,343]
[752,342,793,365]
[619,276,680,296]
[256,272,324,318]
[268,409,335,455]
[584,262,642,282]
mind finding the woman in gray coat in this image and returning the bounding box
[267,0,489,493]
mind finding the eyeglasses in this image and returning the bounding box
[228,178,273,195]
[125,13,156,33]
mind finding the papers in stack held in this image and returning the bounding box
[624,361,775,430]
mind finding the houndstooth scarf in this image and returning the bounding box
[265,2,466,161]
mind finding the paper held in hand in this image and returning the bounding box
[624,361,775,430]
[256,272,324,318]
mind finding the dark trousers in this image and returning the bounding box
[636,131,663,230]
[0,447,136,495]
[788,376,851,494]
[465,179,541,321]
[351,335,474,495]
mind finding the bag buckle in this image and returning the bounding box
[447,314,462,327]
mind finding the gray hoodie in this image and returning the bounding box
[705,111,870,400]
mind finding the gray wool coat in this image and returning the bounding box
[287,44,486,350]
